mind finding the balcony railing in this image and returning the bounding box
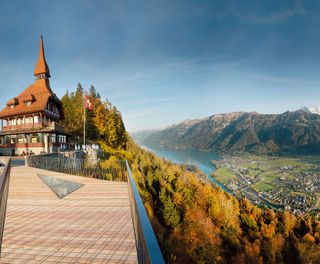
[26,153,165,264]
[3,122,45,131]
[2,122,64,132]
[51,122,65,133]
[0,157,11,255]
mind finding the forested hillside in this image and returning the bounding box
[61,85,320,263]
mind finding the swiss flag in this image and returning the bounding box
[85,95,93,111]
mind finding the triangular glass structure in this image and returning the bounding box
[38,174,84,199]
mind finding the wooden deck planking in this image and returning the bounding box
[0,166,137,264]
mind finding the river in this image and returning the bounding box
[142,145,231,193]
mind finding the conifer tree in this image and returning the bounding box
[160,189,180,228]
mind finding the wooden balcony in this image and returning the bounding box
[51,122,65,133]
[0,142,44,148]
[2,122,64,133]
[3,122,47,131]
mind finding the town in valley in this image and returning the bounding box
[212,155,320,215]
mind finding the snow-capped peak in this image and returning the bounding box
[300,106,320,115]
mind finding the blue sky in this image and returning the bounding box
[0,0,320,132]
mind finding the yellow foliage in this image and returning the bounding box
[271,234,285,254]
[283,211,296,236]
[144,201,154,220]
[261,223,276,239]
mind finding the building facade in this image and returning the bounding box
[0,36,67,155]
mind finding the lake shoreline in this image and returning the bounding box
[142,144,232,193]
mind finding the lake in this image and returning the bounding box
[143,145,231,192]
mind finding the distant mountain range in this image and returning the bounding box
[136,108,320,155]
[130,129,160,145]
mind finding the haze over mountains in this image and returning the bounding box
[130,129,160,145]
[135,108,320,155]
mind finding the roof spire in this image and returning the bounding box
[34,35,51,79]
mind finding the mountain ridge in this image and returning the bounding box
[300,106,320,115]
[142,110,320,155]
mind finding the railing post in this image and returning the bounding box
[25,155,28,167]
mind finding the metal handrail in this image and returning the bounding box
[125,161,165,264]
[0,158,11,255]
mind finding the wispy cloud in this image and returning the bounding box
[219,0,306,25]
[184,59,249,74]
[125,108,158,119]
[152,98,172,103]
[249,73,320,86]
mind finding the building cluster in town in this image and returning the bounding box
[213,155,320,215]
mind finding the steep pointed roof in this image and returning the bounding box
[0,36,63,119]
[34,36,51,77]
[0,79,60,118]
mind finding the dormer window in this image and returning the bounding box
[22,94,35,106]
[6,97,18,109]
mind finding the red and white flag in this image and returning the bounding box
[85,95,93,111]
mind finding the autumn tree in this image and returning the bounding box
[61,83,127,149]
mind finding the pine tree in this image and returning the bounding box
[159,189,180,228]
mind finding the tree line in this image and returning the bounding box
[61,83,127,150]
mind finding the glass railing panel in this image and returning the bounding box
[0,157,11,256]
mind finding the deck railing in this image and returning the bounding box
[0,158,11,255]
[26,154,127,182]
[125,161,165,264]
[26,154,165,264]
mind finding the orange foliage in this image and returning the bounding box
[303,233,316,243]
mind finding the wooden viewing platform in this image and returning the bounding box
[0,163,137,263]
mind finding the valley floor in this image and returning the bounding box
[212,155,320,215]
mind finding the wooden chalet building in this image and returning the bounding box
[0,36,67,155]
